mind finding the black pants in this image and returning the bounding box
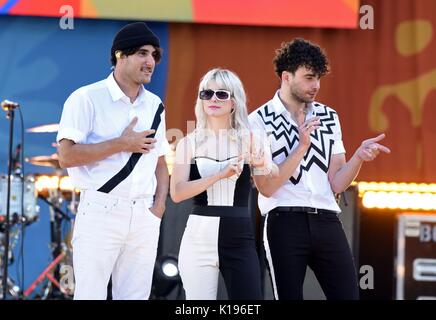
[264,210,359,300]
[219,217,263,300]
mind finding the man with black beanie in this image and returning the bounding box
[57,22,170,300]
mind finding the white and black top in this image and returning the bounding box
[249,91,345,214]
[56,73,170,199]
[187,134,251,208]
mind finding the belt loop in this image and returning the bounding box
[307,207,318,214]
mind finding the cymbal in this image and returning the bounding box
[26,123,59,133]
[25,153,60,168]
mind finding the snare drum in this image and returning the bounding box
[0,174,39,224]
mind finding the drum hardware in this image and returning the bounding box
[25,153,62,170]
[0,225,22,299]
[33,186,74,299]
[0,174,39,227]
[0,275,20,300]
[26,123,59,133]
[16,184,75,300]
[38,194,72,223]
[7,124,78,299]
[1,227,28,302]
[24,169,75,299]
[23,249,68,298]
[1,99,21,299]
[0,116,75,299]
[1,159,75,298]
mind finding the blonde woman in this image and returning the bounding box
[170,68,276,300]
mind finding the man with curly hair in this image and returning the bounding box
[249,38,390,300]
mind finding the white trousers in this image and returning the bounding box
[178,215,220,300]
[71,190,161,300]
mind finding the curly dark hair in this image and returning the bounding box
[273,38,329,78]
[110,45,163,66]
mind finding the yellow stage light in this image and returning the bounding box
[357,181,436,211]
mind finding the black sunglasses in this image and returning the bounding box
[199,89,232,101]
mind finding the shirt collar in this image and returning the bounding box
[106,73,147,104]
[271,90,287,115]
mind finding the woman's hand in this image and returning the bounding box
[218,155,243,179]
[249,132,279,177]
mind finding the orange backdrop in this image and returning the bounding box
[165,0,436,183]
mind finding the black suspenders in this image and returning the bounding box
[97,103,164,193]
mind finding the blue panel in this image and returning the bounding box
[0,15,169,296]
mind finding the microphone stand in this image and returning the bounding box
[1,100,19,299]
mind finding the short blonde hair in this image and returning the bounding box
[194,68,250,151]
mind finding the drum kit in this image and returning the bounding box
[0,123,77,299]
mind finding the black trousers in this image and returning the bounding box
[219,216,263,300]
[264,210,359,300]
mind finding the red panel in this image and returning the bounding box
[8,0,81,17]
[193,0,358,28]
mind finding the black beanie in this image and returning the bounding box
[111,22,160,57]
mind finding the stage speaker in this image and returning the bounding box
[395,213,436,300]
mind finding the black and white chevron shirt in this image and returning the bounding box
[249,91,345,215]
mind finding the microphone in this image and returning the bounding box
[1,99,20,111]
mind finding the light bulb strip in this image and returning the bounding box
[361,190,436,211]
[357,181,436,197]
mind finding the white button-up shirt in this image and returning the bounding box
[56,73,170,199]
[249,91,345,214]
